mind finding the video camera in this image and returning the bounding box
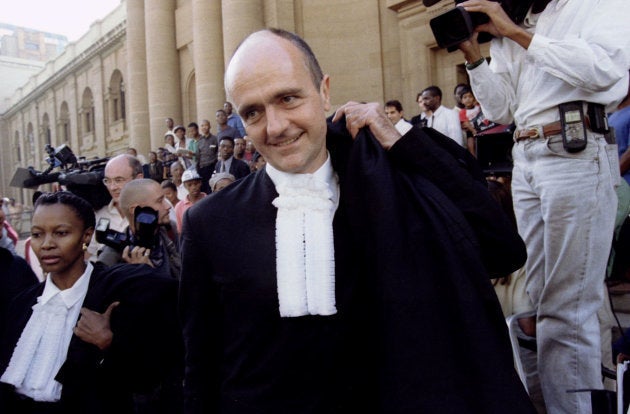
[425,0,534,51]
[95,206,160,253]
[10,143,111,209]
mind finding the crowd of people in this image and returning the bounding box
[1,1,630,413]
[141,103,265,194]
[385,82,496,157]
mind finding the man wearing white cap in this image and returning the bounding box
[174,169,206,233]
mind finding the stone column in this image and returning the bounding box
[221,0,265,69]
[192,0,225,121]
[145,0,181,151]
[125,0,151,156]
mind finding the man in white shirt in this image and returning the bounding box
[459,0,630,412]
[384,100,413,135]
[87,154,143,260]
[419,86,464,146]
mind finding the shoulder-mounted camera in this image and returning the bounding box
[425,0,534,51]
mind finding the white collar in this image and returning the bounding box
[106,199,122,216]
[41,262,93,309]
[266,152,339,208]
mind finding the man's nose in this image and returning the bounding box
[265,107,288,138]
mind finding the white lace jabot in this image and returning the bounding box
[1,262,93,402]
[267,155,339,317]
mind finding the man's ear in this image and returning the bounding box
[127,204,138,222]
[320,74,331,112]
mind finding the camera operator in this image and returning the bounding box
[458,1,630,412]
[97,179,181,280]
[87,154,144,260]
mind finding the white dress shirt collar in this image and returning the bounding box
[266,152,339,210]
[41,261,93,309]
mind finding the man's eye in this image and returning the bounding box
[282,96,296,104]
[245,110,259,122]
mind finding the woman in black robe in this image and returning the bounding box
[0,191,181,413]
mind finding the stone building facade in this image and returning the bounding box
[0,0,490,205]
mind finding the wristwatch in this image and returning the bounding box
[465,57,485,70]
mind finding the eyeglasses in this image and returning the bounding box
[102,177,131,187]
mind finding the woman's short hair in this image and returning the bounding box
[34,191,96,230]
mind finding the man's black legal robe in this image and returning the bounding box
[0,263,182,414]
[179,120,534,413]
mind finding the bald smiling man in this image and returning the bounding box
[179,28,533,414]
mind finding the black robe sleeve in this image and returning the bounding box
[388,127,527,277]
[327,119,535,413]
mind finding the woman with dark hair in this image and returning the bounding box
[0,191,182,413]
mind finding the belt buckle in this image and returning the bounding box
[514,126,541,142]
[527,127,540,139]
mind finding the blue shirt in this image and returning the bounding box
[609,106,630,185]
[227,114,246,137]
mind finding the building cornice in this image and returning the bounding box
[2,21,126,118]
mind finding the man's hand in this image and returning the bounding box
[459,0,533,50]
[332,101,402,150]
[74,301,120,350]
[122,245,154,267]
[458,32,483,65]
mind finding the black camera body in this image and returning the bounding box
[95,206,160,253]
[10,143,111,210]
[426,0,534,51]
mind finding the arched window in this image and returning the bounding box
[109,70,126,122]
[81,88,95,134]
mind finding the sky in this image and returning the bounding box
[1,0,122,42]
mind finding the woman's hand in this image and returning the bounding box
[74,301,120,350]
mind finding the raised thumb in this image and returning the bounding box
[103,301,121,318]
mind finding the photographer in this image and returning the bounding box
[97,179,180,280]
[87,154,144,260]
[458,1,630,412]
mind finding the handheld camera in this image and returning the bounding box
[95,206,159,253]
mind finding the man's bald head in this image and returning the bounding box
[225,28,324,96]
[103,154,144,203]
[119,179,161,221]
[106,153,143,176]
